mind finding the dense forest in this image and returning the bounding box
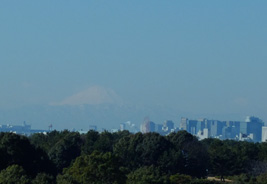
[0,130,267,184]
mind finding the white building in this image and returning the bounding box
[262,127,267,142]
[197,128,209,140]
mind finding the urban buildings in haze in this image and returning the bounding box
[1,115,266,143]
[179,116,265,142]
[137,116,266,142]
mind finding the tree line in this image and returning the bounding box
[0,130,266,183]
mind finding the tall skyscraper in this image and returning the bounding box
[246,116,264,142]
[188,120,198,135]
[180,117,188,131]
[162,120,174,133]
[210,120,225,137]
[262,127,267,142]
[140,118,155,133]
[120,123,125,131]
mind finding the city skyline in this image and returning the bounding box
[1,115,267,143]
[1,1,267,129]
[1,1,267,183]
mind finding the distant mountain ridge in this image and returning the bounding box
[50,86,123,106]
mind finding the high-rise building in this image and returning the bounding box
[197,128,209,140]
[196,119,206,134]
[262,127,267,142]
[188,120,198,135]
[246,116,264,142]
[120,123,125,131]
[230,121,240,138]
[210,120,225,137]
[89,125,97,131]
[222,121,240,139]
[156,124,163,134]
[240,121,248,134]
[162,120,174,133]
[180,117,188,131]
[140,119,155,133]
[222,126,232,140]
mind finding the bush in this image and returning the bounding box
[170,173,192,184]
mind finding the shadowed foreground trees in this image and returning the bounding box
[204,139,237,181]
[59,151,126,184]
[48,132,82,173]
[167,131,209,178]
[0,130,265,183]
[127,165,169,184]
[0,133,55,177]
[0,165,30,184]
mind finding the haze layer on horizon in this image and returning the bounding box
[0,1,267,127]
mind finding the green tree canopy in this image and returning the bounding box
[0,165,30,184]
[204,139,236,181]
[62,151,126,184]
[81,130,100,155]
[168,131,209,178]
[169,173,192,184]
[48,132,82,172]
[126,165,169,184]
[0,133,54,177]
[32,173,55,184]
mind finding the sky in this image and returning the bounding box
[1,1,267,127]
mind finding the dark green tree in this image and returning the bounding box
[48,132,82,172]
[256,172,267,184]
[126,165,169,184]
[158,149,185,175]
[93,131,115,153]
[56,173,80,184]
[81,130,99,155]
[0,165,30,184]
[169,173,192,184]
[138,132,171,166]
[113,132,144,171]
[205,139,236,181]
[29,130,71,154]
[114,132,173,173]
[63,151,126,184]
[0,133,54,177]
[258,142,267,161]
[168,131,209,178]
[112,130,131,141]
[32,173,55,184]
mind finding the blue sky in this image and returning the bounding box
[1,1,267,124]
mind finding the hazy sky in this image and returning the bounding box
[1,1,267,122]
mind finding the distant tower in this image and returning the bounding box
[140,117,155,133]
[180,117,188,131]
[89,125,97,131]
[120,123,125,131]
[48,124,53,131]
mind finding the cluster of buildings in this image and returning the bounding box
[181,116,266,142]
[139,118,175,135]
[136,116,267,142]
[2,116,267,143]
[0,121,49,136]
